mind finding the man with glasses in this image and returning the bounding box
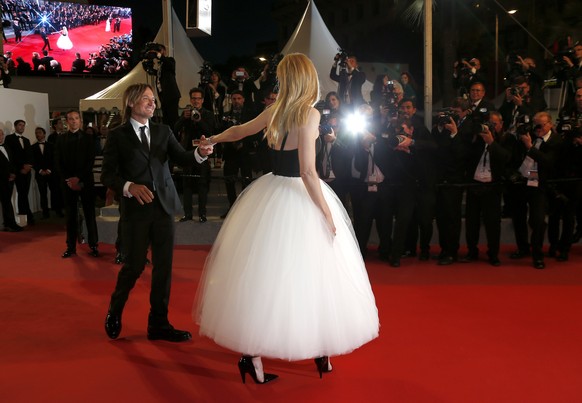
[499,76,547,132]
[174,87,216,223]
[507,112,561,269]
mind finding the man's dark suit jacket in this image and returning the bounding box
[71,58,86,73]
[101,121,195,216]
[4,133,32,170]
[329,66,366,106]
[31,141,55,173]
[54,130,95,188]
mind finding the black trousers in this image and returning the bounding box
[182,160,210,217]
[62,185,98,249]
[1,180,18,227]
[548,183,581,254]
[350,180,382,256]
[35,173,62,214]
[465,184,503,258]
[405,186,437,254]
[109,196,175,327]
[223,155,252,206]
[436,185,464,258]
[377,183,416,260]
[509,184,548,260]
[14,172,32,217]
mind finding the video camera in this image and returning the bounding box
[315,100,333,136]
[558,114,582,140]
[140,42,164,76]
[198,62,213,86]
[334,48,349,69]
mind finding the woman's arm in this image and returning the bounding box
[298,108,336,235]
[205,109,270,145]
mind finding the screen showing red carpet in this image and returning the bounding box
[3,1,132,74]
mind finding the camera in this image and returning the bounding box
[510,86,524,97]
[558,114,582,140]
[191,108,201,122]
[315,100,333,136]
[198,62,213,85]
[436,108,459,126]
[334,48,349,69]
[479,122,496,133]
[515,114,533,136]
[140,42,163,76]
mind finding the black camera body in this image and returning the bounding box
[315,100,333,136]
[558,114,582,140]
[515,114,533,136]
[198,62,213,85]
[510,86,524,97]
[436,108,459,126]
[334,48,349,69]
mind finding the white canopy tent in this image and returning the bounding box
[80,8,205,112]
[281,0,373,102]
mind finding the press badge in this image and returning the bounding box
[527,170,539,188]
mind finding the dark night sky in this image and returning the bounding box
[132,0,279,65]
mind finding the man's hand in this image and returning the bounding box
[198,135,214,156]
[520,133,533,150]
[444,117,458,134]
[129,183,154,205]
[479,126,494,145]
[66,177,82,191]
[323,129,336,143]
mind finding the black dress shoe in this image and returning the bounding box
[199,215,207,223]
[179,215,193,222]
[419,250,430,261]
[389,258,401,268]
[510,250,530,259]
[4,225,23,232]
[488,257,501,267]
[62,249,76,258]
[556,252,569,262]
[401,250,416,258]
[460,252,478,263]
[438,256,455,266]
[105,312,122,339]
[55,210,64,218]
[89,246,99,257]
[147,325,192,342]
[114,252,125,264]
[533,259,546,269]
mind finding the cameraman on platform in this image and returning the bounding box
[174,88,216,223]
[330,52,366,108]
[155,44,181,131]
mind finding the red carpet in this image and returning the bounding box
[2,223,582,402]
[4,19,132,72]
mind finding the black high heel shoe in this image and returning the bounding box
[238,356,278,384]
[314,356,332,378]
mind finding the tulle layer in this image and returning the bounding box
[194,173,379,360]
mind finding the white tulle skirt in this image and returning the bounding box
[56,34,73,50]
[194,173,379,360]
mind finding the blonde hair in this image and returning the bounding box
[264,53,320,147]
[122,83,154,123]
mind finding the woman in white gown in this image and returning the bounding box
[56,26,73,50]
[105,17,111,32]
[195,53,379,384]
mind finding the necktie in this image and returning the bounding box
[139,126,149,152]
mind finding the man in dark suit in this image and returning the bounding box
[4,119,34,224]
[101,83,213,342]
[71,52,86,73]
[31,127,63,219]
[40,50,54,71]
[462,111,511,266]
[54,111,99,258]
[330,54,366,109]
[40,27,52,51]
[156,45,181,131]
[468,82,496,114]
[507,111,562,269]
[0,128,23,232]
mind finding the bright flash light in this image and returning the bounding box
[345,112,368,134]
[507,9,518,14]
[40,15,49,24]
[258,57,267,62]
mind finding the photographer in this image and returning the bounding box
[433,98,474,265]
[462,112,511,266]
[226,67,259,109]
[330,52,366,108]
[453,57,485,97]
[141,43,180,130]
[174,88,216,223]
[0,56,11,88]
[549,87,582,261]
[506,112,562,269]
[201,69,227,128]
[499,75,547,132]
[220,90,257,217]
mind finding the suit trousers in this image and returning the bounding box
[436,185,464,258]
[1,180,17,227]
[63,185,98,249]
[109,196,175,327]
[35,173,61,214]
[465,184,503,258]
[509,184,548,260]
[182,160,210,217]
[14,172,32,216]
[377,183,416,260]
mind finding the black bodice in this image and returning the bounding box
[270,147,300,177]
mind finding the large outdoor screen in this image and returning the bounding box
[3,0,133,75]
